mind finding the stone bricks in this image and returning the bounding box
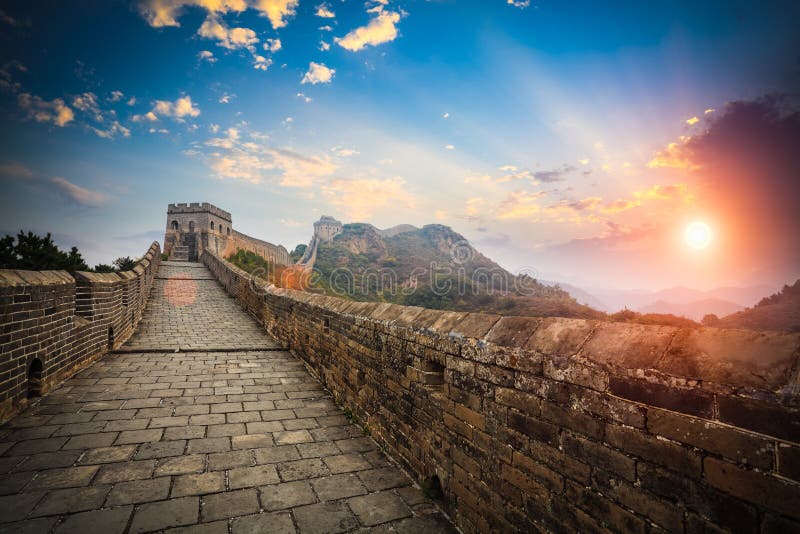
[130,496,199,533]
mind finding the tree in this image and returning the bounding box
[289,244,307,262]
[113,256,137,271]
[93,264,116,273]
[701,313,720,326]
[0,231,89,272]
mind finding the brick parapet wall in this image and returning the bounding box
[0,242,161,422]
[202,250,800,533]
[224,229,290,266]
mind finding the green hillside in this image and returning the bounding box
[311,223,604,319]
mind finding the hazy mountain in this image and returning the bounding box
[718,280,800,332]
[557,284,777,314]
[312,223,603,319]
[637,298,744,321]
[541,280,609,311]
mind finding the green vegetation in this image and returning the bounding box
[0,231,143,273]
[717,280,800,332]
[0,231,89,272]
[311,223,604,319]
[226,248,287,285]
[289,243,307,263]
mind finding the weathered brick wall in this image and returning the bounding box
[223,229,290,266]
[0,242,160,422]
[203,250,800,533]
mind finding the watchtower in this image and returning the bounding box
[313,216,343,243]
[165,203,232,261]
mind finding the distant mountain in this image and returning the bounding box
[541,280,609,311]
[637,298,744,321]
[718,280,800,332]
[564,284,777,314]
[312,223,603,319]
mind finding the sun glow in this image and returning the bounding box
[685,221,713,250]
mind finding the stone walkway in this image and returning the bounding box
[0,262,455,533]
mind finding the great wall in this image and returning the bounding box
[0,202,798,533]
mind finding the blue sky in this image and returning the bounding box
[1,1,798,290]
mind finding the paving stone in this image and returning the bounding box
[292,501,359,534]
[116,429,163,445]
[78,445,137,465]
[323,453,372,474]
[156,454,207,476]
[229,465,280,489]
[277,458,329,482]
[202,488,260,522]
[95,459,154,484]
[130,496,199,533]
[358,467,411,492]
[167,520,229,534]
[63,432,118,450]
[188,437,230,454]
[207,423,246,438]
[369,514,459,533]
[232,512,295,534]
[312,473,368,501]
[348,491,412,526]
[0,517,58,534]
[14,451,81,471]
[259,481,317,511]
[6,437,68,456]
[246,422,284,434]
[54,505,133,534]
[165,426,207,440]
[232,434,273,450]
[0,471,35,494]
[30,485,110,516]
[27,466,98,490]
[0,491,47,522]
[226,412,262,424]
[173,472,226,497]
[106,476,171,505]
[296,442,339,459]
[135,440,187,459]
[254,445,300,465]
[208,450,253,470]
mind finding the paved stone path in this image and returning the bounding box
[0,262,455,533]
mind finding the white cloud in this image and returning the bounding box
[194,125,337,186]
[442,112,450,119]
[296,92,312,103]
[301,62,335,84]
[253,55,272,71]
[91,121,131,139]
[332,147,359,157]
[136,95,199,123]
[319,25,333,31]
[319,41,331,51]
[335,10,402,51]
[132,111,159,122]
[127,97,137,106]
[445,144,455,150]
[252,0,298,29]
[51,177,108,207]
[108,90,125,102]
[198,15,258,50]
[219,93,233,104]
[198,50,217,63]
[17,93,74,127]
[507,0,530,7]
[322,176,415,219]
[264,38,282,52]
[280,218,304,227]
[315,3,335,18]
[0,161,33,179]
[138,0,247,28]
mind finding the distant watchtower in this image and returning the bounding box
[313,216,343,243]
[165,203,232,261]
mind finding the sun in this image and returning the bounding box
[685,221,712,250]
